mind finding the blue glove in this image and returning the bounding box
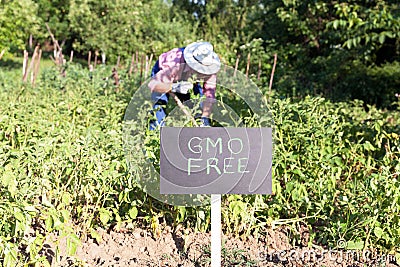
[200,117,211,127]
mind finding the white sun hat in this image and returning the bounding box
[183,41,221,75]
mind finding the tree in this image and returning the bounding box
[255,0,400,107]
[34,0,71,50]
[0,0,42,55]
[68,0,197,63]
[170,0,267,67]
[328,1,400,64]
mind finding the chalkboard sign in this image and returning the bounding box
[160,127,272,194]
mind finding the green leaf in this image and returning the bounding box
[45,215,54,231]
[52,214,63,230]
[1,169,12,187]
[129,206,138,220]
[66,233,80,256]
[370,179,377,192]
[24,206,37,213]
[230,201,245,218]
[374,227,384,239]
[14,210,24,222]
[385,31,394,38]
[118,191,124,202]
[113,208,121,222]
[3,243,18,267]
[395,253,400,265]
[333,20,339,29]
[99,209,110,226]
[363,141,375,151]
[345,40,352,49]
[333,156,343,166]
[352,38,357,47]
[90,229,102,244]
[346,240,364,250]
[61,210,70,222]
[175,206,186,223]
[198,210,205,221]
[379,34,385,44]
[62,193,72,206]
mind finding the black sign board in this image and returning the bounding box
[160,127,272,194]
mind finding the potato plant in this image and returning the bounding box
[0,63,399,265]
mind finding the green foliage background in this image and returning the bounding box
[1,0,399,106]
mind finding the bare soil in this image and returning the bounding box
[47,225,399,267]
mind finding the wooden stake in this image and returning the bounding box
[112,67,119,86]
[140,54,144,84]
[135,51,139,73]
[128,53,135,77]
[144,55,149,78]
[49,55,58,65]
[169,91,198,127]
[70,50,74,62]
[101,52,106,64]
[29,34,33,50]
[23,46,39,82]
[147,53,154,77]
[269,53,278,92]
[32,49,42,85]
[0,49,6,61]
[149,53,154,70]
[46,23,65,69]
[22,50,29,78]
[116,55,120,68]
[60,53,65,66]
[94,50,98,69]
[232,55,240,88]
[55,50,60,65]
[234,55,240,77]
[245,52,251,78]
[88,51,91,69]
[45,23,61,51]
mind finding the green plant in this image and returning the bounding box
[1,61,399,265]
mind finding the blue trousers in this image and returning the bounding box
[149,87,203,130]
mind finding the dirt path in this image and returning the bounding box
[49,226,399,267]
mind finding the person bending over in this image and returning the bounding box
[148,41,221,129]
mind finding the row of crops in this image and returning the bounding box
[1,63,399,266]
